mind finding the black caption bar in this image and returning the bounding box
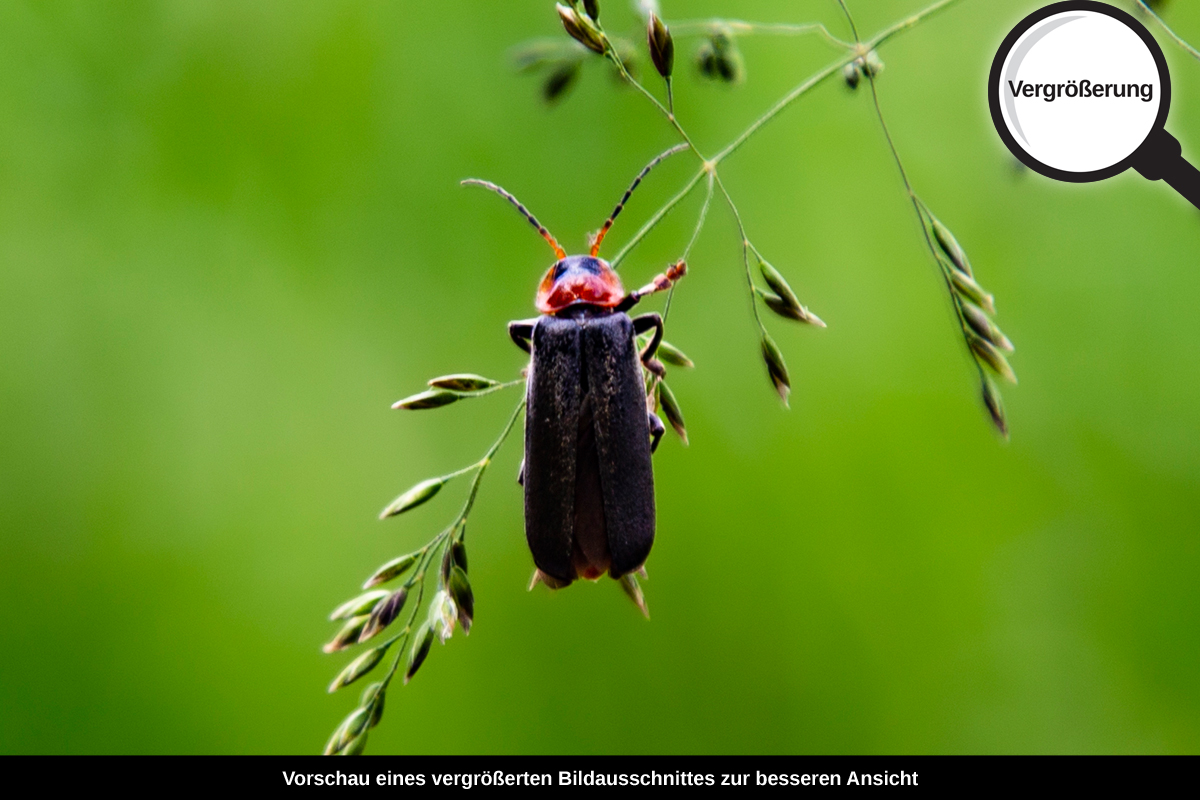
[3,754,1196,790]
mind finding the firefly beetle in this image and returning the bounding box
[464,146,687,591]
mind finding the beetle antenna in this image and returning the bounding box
[590,143,689,257]
[461,179,566,260]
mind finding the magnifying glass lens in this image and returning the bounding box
[998,11,1161,174]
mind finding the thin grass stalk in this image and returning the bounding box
[1135,0,1200,62]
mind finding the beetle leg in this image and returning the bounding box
[632,313,664,366]
[508,319,536,353]
[648,411,665,454]
[614,260,687,313]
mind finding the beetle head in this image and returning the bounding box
[464,146,688,316]
[535,255,625,314]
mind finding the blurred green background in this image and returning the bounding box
[2,0,1198,754]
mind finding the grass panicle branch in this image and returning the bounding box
[838,0,1014,435]
[579,3,967,419]
[323,394,524,754]
[330,0,1009,755]
[668,19,854,50]
[661,170,714,324]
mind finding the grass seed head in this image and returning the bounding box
[405,622,435,684]
[362,552,420,589]
[657,381,688,445]
[969,333,1018,385]
[339,733,368,756]
[758,258,800,309]
[982,377,1009,438]
[359,682,384,728]
[950,269,996,314]
[863,49,885,77]
[392,389,459,410]
[328,644,388,693]
[329,589,390,621]
[656,339,694,368]
[843,61,861,89]
[931,217,972,278]
[619,573,650,618]
[367,696,385,729]
[542,62,581,104]
[760,333,792,406]
[359,682,381,705]
[380,478,444,519]
[451,539,468,574]
[761,291,804,322]
[448,566,474,634]
[440,543,454,583]
[757,260,825,326]
[323,706,370,755]
[427,374,500,392]
[358,588,408,643]
[960,300,1014,353]
[648,13,674,79]
[323,615,371,654]
[697,33,744,83]
[557,3,606,54]
[430,589,458,643]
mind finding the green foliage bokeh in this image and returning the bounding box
[1,0,1198,754]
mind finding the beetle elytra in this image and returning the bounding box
[463,145,688,593]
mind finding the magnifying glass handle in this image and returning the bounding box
[1133,129,1200,211]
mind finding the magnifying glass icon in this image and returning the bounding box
[989,0,1200,208]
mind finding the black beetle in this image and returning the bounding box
[463,147,687,591]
